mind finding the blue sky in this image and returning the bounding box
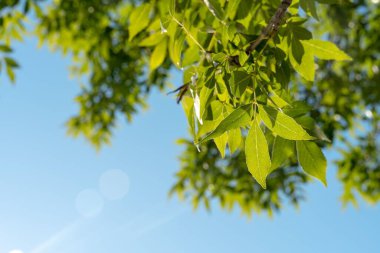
[0,37,379,253]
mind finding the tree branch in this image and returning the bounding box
[246,0,292,54]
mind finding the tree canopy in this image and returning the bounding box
[1,0,379,216]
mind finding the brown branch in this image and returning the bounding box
[246,0,292,54]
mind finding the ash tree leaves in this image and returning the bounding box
[142,0,346,189]
[3,0,379,216]
[1,0,353,194]
[289,38,352,81]
[283,17,352,81]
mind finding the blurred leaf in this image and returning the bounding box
[302,40,352,61]
[129,3,152,41]
[150,38,167,70]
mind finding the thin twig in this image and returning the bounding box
[170,15,206,53]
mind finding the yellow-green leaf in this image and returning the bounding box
[228,128,242,154]
[296,140,327,186]
[270,136,294,172]
[302,39,352,61]
[169,28,185,68]
[289,42,315,81]
[129,3,152,41]
[259,105,315,140]
[198,104,252,144]
[150,38,167,70]
[202,0,225,21]
[214,132,228,158]
[139,32,164,47]
[245,117,271,189]
[181,96,195,136]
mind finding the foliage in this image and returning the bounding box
[1,0,379,216]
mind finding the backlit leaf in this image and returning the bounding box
[198,104,252,144]
[228,128,242,154]
[302,39,352,61]
[245,117,271,189]
[270,137,294,172]
[289,41,315,81]
[214,132,228,158]
[258,105,315,140]
[129,3,152,41]
[150,38,167,70]
[296,141,327,186]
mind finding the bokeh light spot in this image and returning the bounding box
[99,169,130,200]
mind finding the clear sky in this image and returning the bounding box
[0,37,379,253]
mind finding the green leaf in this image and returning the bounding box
[0,44,12,53]
[301,39,352,61]
[283,101,312,118]
[129,3,152,41]
[296,141,327,186]
[268,88,290,108]
[204,100,223,121]
[181,96,195,136]
[183,46,201,67]
[215,73,229,101]
[229,71,250,98]
[270,137,294,172]
[169,28,185,68]
[300,0,319,20]
[198,104,252,144]
[202,0,225,21]
[295,116,331,142]
[245,117,271,189]
[289,41,315,81]
[4,57,19,68]
[139,32,164,47]
[238,50,249,66]
[226,0,241,20]
[228,128,242,154]
[258,105,315,140]
[199,77,216,119]
[214,132,228,158]
[150,38,167,70]
[6,64,16,83]
[212,52,227,63]
[198,119,220,137]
